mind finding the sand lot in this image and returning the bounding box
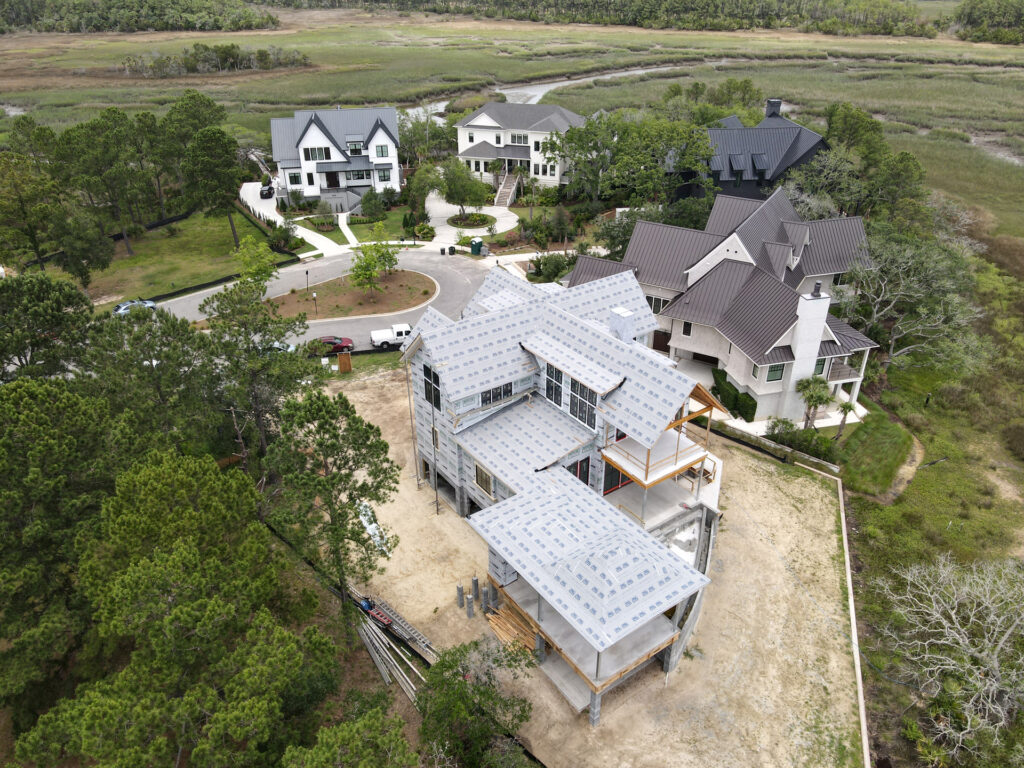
[335,368,860,768]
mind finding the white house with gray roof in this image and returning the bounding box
[569,189,878,424]
[270,107,401,212]
[455,103,585,198]
[401,267,725,724]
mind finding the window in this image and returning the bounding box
[646,295,669,314]
[345,170,372,181]
[288,172,301,186]
[815,357,826,376]
[468,131,474,143]
[510,133,528,145]
[534,140,540,151]
[565,456,590,485]
[540,165,548,177]
[767,363,785,382]
[569,378,597,429]
[834,272,847,286]
[682,321,692,336]
[751,364,760,380]
[533,163,539,175]
[377,168,391,182]
[545,363,562,406]
[303,147,331,161]
[306,172,314,186]
[474,161,481,172]
[494,134,502,145]
[423,365,440,409]
[431,426,439,448]
[347,142,363,155]
[376,144,388,157]
[480,382,513,406]
[733,173,742,187]
[475,463,492,496]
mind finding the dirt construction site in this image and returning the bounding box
[332,368,861,768]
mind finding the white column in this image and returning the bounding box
[849,351,869,404]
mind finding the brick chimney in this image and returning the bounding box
[765,99,782,118]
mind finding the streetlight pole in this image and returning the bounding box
[312,291,318,318]
[305,269,309,294]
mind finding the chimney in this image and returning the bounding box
[812,280,822,298]
[765,98,782,118]
[608,307,636,343]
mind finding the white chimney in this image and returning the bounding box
[608,307,636,342]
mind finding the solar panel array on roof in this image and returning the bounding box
[470,468,709,653]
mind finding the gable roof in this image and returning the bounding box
[567,254,635,288]
[706,112,825,182]
[270,107,401,164]
[620,221,725,292]
[785,217,869,285]
[455,102,585,133]
[705,195,763,236]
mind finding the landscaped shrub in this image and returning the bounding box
[349,214,386,225]
[414,223,435,240]
[710,368,740,414]
[537,186,561,206]
[359,188,385,220]
[765,417,837,462]
[735,392,758,423]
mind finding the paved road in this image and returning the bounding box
[159,247,490,350]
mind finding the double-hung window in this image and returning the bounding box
[766,363,785,382]
[682,321,693,336]
[347,142,363,155]
[494,134,502,145]
[480,382,512,406]
[814,357,826,376]
[288,172,301,186]
[545,364,562,406]
[475,463,492,496]
[468,131,474,143]
[423,365,441,409]
[376,145,388,157]
[377,169,391,182]
[569,378,597,429]
[510,133,528,145]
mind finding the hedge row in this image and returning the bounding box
[710,368,757,422]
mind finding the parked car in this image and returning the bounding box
[370,323,412,351]
[264,341,296,354]
[259,183,275,199]
[112,299,156,316]
[307,335,354,357]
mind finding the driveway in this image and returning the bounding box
[426,191,521,245]
[239,182,350,257]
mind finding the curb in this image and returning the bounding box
[293,271,441,324]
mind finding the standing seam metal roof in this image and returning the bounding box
[455,102,585,132]
[621,221,725,292]
[566,255,635,288]
[270,107,400,164]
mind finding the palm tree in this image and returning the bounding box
[523,177,539,221]
[835,400,856,440]
[795,376,833,430]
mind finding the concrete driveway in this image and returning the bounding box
[239,182,350,257]
[426,191,521,245]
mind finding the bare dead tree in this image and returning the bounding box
[877,554,1024,762]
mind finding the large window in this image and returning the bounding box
[423,365,440,409]
[647,295,669,314]
[480,382,513,406]
[569,378,597,429]
[766,363,785,382]
[545,363,562,406]
[376,144,389,157]
[565,456,590,485]
[303,146,331,161]
[377,169,391,182]
[347,141,363,155]
[288,172,301,186]
[345,170,372,181]
[510,133,528,145]
[814,357,826,376]
[475,463,492,496]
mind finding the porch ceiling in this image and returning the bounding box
[601,429,707,488]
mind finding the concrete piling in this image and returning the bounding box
[456,583,464,608]
[481,586,490,613]
[466,595,474,618]
[471,575,480,602]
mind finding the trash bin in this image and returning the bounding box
[470,237,483,255]
[448,246,456,256]
[480,245,490,257]
[440,246,445,255]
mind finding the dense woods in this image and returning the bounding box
[955,0,1024,43]
[121,42,310,77]
[0,0,277,32]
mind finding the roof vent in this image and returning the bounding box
[812,280,822,297]
[765,99,782,118]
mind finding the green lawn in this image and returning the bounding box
[87,213,265,308]
[349,208,410,243]
[837,400,913,496]
[336,350,403,379]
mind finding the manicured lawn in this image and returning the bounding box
[837,402,913,496]
[349,208,410,243]
[336,350,403,379]
[86,213,265,309]
[268,269,434,319]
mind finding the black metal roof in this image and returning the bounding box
[621,221,725,292]
[457,142,531,161]
[706,111,825,182]
[566,254,634,288]
[455,103,585,133]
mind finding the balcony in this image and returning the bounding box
[828,360,861,382]
[601,422,709,489]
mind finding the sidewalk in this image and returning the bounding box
[239,182,350,258]
[425,191,521,245]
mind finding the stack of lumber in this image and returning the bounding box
[486,607,535,650]
[357,618,425,704]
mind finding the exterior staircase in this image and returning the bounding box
[494,173,518,207]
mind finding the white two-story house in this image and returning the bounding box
[270,107,402,212]
[454,103,585,199]
[569,189,878,424]
[400,267,725,725]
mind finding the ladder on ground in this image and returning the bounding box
[372,596,439,663]
[494,173,518,207]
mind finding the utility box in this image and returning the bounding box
[470,237,483,255]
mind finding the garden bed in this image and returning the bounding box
[268,269,435,319]
[446,212,495,229]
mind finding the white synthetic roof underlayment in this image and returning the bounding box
[470,468,709,653]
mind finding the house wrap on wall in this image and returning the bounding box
[270,107,402,212]
[401,267,726,725]
[569,188,878,424]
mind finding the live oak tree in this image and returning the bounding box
[0,380,130,722]
[442,156,489,217]
[268,390,400,604]
[183,126,244,247]
[0,273,93,383]
[349,249,384,298]
[366,220,400,274]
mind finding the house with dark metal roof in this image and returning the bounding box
[679,99,827,200]
[568,189,877,424]
[401,267,726,724]
[270,107,402,212]
[455,103,585,204]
